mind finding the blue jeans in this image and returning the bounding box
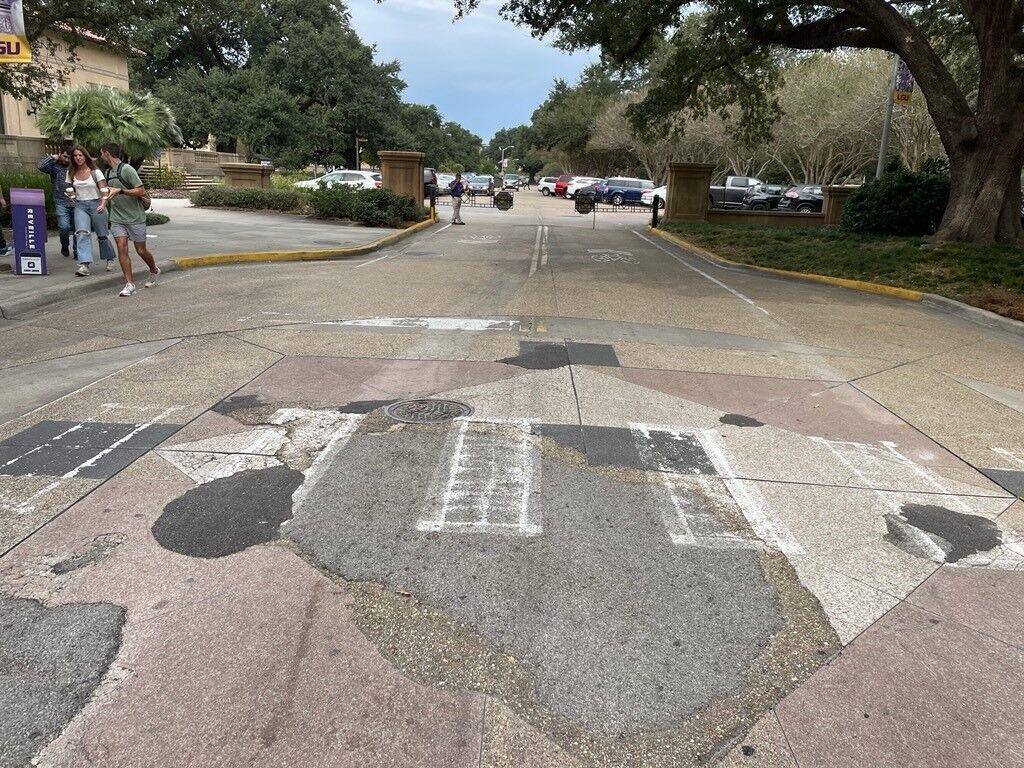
[56,204,73,253]
[73,199,115,264]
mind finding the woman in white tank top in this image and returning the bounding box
[66,145,116,276]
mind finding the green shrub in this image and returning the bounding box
[271,171,315,189]
[307,186,420,227]
[306,184,359,220]
[189,184,304,211]
[841,159,950,236]
[0,170,58,229]
[150,166,186,190]
[146,212,170,225]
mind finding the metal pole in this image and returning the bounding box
[876,56,899,180]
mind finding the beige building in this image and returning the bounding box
[0,30,128,169]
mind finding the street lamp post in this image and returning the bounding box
[499,144,514,175]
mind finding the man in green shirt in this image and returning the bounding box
[101,143,159,297]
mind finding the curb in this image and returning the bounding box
[172,216,437,269]
[649,226,1024,339]
[0,217,436,319]
[648,226,923,301]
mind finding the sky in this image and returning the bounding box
[347,0,595,142]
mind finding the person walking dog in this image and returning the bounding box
[448,172,466,225]
[101,143,159,297]
[66,145,116,276]
[37,146,75,258]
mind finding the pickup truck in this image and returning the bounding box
[709,176,762,209]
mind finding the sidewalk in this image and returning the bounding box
[0,199,393,318]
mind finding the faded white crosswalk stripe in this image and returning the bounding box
[420,418,542,535]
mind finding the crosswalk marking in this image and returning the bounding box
[419,418,542,536]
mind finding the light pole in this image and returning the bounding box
[499,144,514,175]
[876,56,899,179]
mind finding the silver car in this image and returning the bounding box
[467,174,495,196]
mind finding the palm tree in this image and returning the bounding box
[37,86,182,166]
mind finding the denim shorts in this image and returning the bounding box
[110,222,147,243]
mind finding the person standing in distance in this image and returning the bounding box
[448,172,466,225]
[101,144,159,297]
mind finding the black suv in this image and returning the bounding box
[777,185,824,213]
[741,184,786,211]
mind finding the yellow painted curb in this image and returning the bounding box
[173,216,437,269]
[649,226,924,302]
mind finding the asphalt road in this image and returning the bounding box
[0,191,1022,767]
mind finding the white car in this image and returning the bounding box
[293,170,382,190]
[537,176,558,196]
[641,185,667,208]
[565,177,604,199]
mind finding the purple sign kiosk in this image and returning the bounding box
[10,187,48,275]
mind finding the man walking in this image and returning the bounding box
[448,172,466,225]
[37,146,75,258]
[100,143,159,297]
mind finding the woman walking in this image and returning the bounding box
[66,146,116,276]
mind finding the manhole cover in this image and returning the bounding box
[385,399,474,424]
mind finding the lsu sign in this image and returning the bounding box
[0,0,31,64]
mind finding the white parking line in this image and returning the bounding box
[541,226,549,267]
[419,418,542,536]
[631,229,770,316]
[529,225,542,276]
[355,222,451,269]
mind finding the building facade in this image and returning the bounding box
[0,31,128,169]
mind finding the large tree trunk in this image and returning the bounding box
[934,136,1024,244]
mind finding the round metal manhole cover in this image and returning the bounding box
[385,399,474,424]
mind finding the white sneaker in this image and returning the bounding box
[119,282,136,297]
[75,264,91,277]
[144,267,160,288]
[105,260,114,272]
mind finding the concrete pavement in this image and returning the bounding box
[1,190,1023,767]
[0,198,393,317]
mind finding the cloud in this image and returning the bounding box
[348,0,595,140]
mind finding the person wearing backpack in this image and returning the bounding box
[100,143,158,297]
[66,145,116,277]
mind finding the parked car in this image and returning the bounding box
[740,184,787,211]
[593,177,655,205]
[708,176,762,208]
[293,170,382,190]
[565,177,604,199]
[467,174,495,196]
[537,177,558,196]
[573,182,599,201]
[436,172,456,192]
[777,185,824,212]
[641,185,667,208]
[502,174,521,190]
[553,174,575,197]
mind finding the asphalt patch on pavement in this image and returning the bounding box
[0,421,181,480]
[979,468,1024,499]
[51,534,126,576]
[884,504,1002,563]
[0,596,125,768]
[152,465,304,558]
[565,342,619,367]
[286,423,838,760]
[499,341,570,370]
[212,394,266,416]
[719,413,765,428]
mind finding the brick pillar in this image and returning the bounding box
[664,163,714,225]
[378,151,425,205]
[823,185,859,228]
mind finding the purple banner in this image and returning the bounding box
[10,187,48,276]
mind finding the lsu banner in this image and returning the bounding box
[893,57,915,105]
[0,0,31,63]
